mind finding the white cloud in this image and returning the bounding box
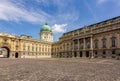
[52,24,68,33]
[0,0,79,24]
[0,0,51,23]
[36,0,80,22]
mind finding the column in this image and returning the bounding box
[91,36,94,58]
[72,40,75,58]
[73,40,75,51]
[78,39,80,50]
[77,39,80,57]
[91,36,93,49]
[84,38,86,50]
[83,38,86,58]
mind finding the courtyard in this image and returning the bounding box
[0,58,120,81]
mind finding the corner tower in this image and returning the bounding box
[40,23,53,42]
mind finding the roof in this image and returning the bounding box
[63,16,120,35]
[40,23,52,32]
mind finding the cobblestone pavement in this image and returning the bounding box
[0,58,120,81]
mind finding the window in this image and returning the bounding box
[23,53,25,55]
[67,44,69,50]
[75,43,78,49]
[42,47,44,52]
[87,42,90,48]
[16,41,18,45]
[111,38,116,47]
[95,51,97,55]
[28,46,30,51]
[4,39,7,43]
[36,47,38,52]
[80,43,84,49]
[102,39,106,48]
[103,51,106,55]
[112,50,115,54]
[94,41,98,48]
[23,46,25,51]
[32,47,34,52]
[16,47,18,50]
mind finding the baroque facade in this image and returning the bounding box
[0,16,120,59]
[0,24,52,58]
[52,16,120,59]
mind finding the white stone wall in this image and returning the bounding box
[40,31,53,42]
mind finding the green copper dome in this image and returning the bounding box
[41,23,52,31]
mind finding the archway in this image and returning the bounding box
[1,47,10,58]
[15,52,19,58]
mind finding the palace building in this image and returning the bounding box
[52,16,120,59]
[0,16,120,59]
[0,24,53,58]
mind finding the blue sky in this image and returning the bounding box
[0,0,120,41]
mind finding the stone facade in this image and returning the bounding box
[0,16,120,59]
[0,33,52,58]
[40,31,53,42]
[52,16,120,59]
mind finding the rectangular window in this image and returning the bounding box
[112,50,115,54]
[103,40,106,48]
[95,41,98,48]
[111,38,116,47]
[32,47,34,52]
[28,46,30,51]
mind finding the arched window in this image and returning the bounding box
[111,37,116,47]
[102,39,106,48]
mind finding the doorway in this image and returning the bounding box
[86,51,89,57]
[74,52,77,57]
[15,52,19,58]
[1,47,10,58]
[80,51,83,57]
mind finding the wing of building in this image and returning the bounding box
[0,24,53,58]
[52,16,120,59]
[0,16,120,59]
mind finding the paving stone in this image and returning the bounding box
[0,58,119,81]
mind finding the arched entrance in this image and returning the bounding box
[1,47,10,58]
[15,52,19,58]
